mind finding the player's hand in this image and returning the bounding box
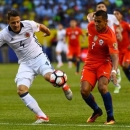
[110,70,117,85]
[87,12,95,22]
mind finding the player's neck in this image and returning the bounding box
[98,26,108,33]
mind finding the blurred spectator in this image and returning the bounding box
[0,0,129,29]
[0,17,9,63]
[0,44,9,63]
[0,0,130,63]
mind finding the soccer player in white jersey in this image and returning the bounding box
[0,10,72,124]
[56,23,68,68]
[87,2,122,93]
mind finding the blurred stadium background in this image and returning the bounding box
[0,0,130,63]
[0,1,130,129]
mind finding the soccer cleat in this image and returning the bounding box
[34,116,49,124]
[62,84,73,100]
[104,116,115,125]
[87,107,103,123]
[114,84,121,93]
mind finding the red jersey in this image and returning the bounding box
[85,22,118,68]
[66,27,83,47]
[115,20,130,53]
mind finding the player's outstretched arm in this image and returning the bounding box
[39,24,51,37]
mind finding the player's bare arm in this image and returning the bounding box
[87,12,95,22]
[110,53,118,85]
[39,24,51,37]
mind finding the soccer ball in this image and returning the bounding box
[50,70,67,87]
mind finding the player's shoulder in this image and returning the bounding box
[87,21,95,30]
[108,14,117,21]
[108,14,116,19]
[21,20,35,26]
[121,20,129,25]
[121,20,130,28]
[106,27,117,40]
[0,26,9,35]
[21,20,39,28]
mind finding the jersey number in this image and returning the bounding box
[92,42,95,49]
[20,41,25,47]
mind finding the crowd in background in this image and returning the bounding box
[0,0,130,63]
[0,0,130,30]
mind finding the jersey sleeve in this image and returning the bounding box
[78,28,83,35]
[29,20,40,33]
[108,37,119,54]
[87,22,94,33]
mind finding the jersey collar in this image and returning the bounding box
[8,22,24,33]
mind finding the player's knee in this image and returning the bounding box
[98,83,108,94]
[17,85,29,96]
[80,84,90,97]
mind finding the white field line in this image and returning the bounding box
[0,123,130,128]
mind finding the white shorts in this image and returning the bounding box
[56,41,68,53]
[15,53,54,88]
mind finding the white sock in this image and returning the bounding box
[57,55,62,64]
[68,61,72,68]
[117,68,121,75]
[21,93,47,118]
[117,68,121,83]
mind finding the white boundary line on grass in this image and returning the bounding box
[0,123,130,128]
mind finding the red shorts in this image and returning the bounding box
[67,46,81,58]
[119,50,130,66]
[81,61,112,89]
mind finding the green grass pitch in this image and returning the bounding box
[0,63,130,130]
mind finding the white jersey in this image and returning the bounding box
[56,29,67,53]
[57,29,66,41]
[0,20,43,63]
[108,14,119,32]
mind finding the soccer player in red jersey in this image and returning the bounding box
[87,2,122,93]
[66,19,85,74]
[114,9,130,81]
[80,10,119,125]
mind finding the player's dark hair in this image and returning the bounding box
[94,10,108,20]
[7,10,20,20]
[114,8,123,15]
[96,2,106,7]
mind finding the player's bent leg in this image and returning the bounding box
[17,80,49,124]
[98,77,115,124]
[81,81,102,122]
[44,72,73,100]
